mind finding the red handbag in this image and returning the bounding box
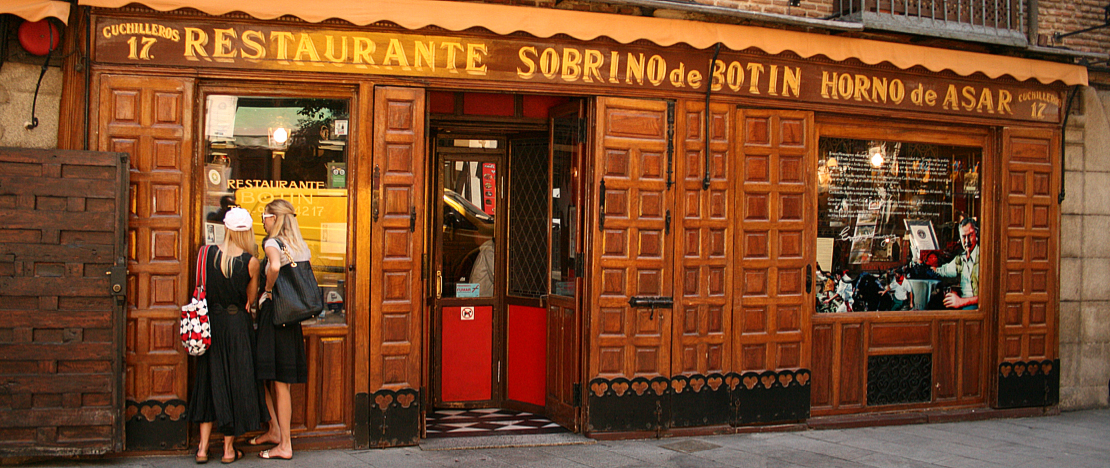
[179,246,213,356]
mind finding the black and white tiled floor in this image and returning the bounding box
[425,408,567,438]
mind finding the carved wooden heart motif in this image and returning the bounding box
[778,373,794,387]
[397,393,416,408]
[707,376,723,390]
[1027,363,1040,376]
[591,381,609,397]
[126,405,139,421]
[1042,362,1053,374]
[1015,363,1027,376]
[671,379,687,394]
[375,394,394,408]
[690,377,705,393]
[651,380,668,396]
[631,380,648,396]
[726,375,740,390]
[761,375,776,389]
[164,403,186,421]
[141,404,162,422]
[796,372,809,386]
[612,381,630,396]
[1000,364,1012,377]
[743,375,758,390]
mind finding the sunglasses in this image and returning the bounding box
[262,213,275,219]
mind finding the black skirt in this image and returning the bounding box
[186,304,268,436]
[255,299,308,384]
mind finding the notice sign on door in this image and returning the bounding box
[461,307,475,321]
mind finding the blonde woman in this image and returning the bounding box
[186,207,266,464]
[251,199,309,460]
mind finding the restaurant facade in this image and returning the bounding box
[13,0,1089,453]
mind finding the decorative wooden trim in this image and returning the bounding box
[124,399,188,451]
[368,388,420,447]
[997,359,1059,408]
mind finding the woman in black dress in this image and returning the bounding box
[252,199,310,460]
[187,207,267,464]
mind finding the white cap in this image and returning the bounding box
[223,207,254,232]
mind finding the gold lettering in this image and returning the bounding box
[540,48,559,79]
[820,72,836,99]
[837,73,852,100]
[324,36,347,62]
[942,85,959,110]
[609,51,620,83]
[383,39,410,67]
[747,63,764,94]
[646,55,666,86]
[466,43,488,75]
[584,49,604,83]
[212,28,237,59]
[710,60,725,92]
[241,30,265,59]
[668,62,685,88]
[727,62,744,92]
[294,34,322,63]
[961,86,976,111]
[853,75,871,102]
[768,65,778,96]
[871,77,887,103]
[687,70,702,89]
[782,67,800,98]
[626,53,645,85]
[353,37,375,65]
[976,88,995,113]
[183,27,210,60]
[270,32,295,60]
[890,79,905,104]
[998,89,1013,115]
[561,48,582,82]
[441,42,464,72]
[414,41,435,71]
[517,46,537,78]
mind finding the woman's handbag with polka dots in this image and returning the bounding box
[179,246,213,356]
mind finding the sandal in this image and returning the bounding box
[249,435,277,446]
[259,449,293,460]
[221,449,244,464]
[195,450,209,464]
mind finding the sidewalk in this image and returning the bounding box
[27,409,1110,468]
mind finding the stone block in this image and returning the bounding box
[1059,386,1107,410]
[1084,87,1110,172]
[1060,301,1081,344]
[1082,258,1110,300]
[1061,215,1082,257]
[1081,301,1110,343]
[1059,342,1079,385]
[1086,172,1110,216]
[1065,144,1085,172]
[1062,171,1084,215]
[1061,258,1083,301]
[1083,216,1110,258]
[1078,343,1110,386]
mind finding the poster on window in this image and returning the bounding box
[815,138,981,313]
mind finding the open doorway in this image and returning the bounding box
[425,93,585,437]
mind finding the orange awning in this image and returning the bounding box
[78,0,1087,86]
[5,0,71,24]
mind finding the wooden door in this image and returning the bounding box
[0,148,128,455]
[546,102,585,431]
[589,97,674,381]
[95,74,194,451]
[734,109,814,375]
[996,128,1059,408]
[367,86,426,446]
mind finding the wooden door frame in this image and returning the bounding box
[429,138,507,409]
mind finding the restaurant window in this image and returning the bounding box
[815,137,981,313]
[201,95,350,325]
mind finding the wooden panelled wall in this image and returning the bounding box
[96,74,354,450]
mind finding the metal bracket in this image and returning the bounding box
[106,260,127,299]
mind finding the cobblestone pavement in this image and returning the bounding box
[22,408,1110,468]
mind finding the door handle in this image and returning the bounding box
[598,179,606,231]
[436,270,442,299]
[372,164,381,221]
[806,264,812,294]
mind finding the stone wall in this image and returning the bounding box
[1060,86,1110,409]
[0,62,61,149]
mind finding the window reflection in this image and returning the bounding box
[202,95,350,325]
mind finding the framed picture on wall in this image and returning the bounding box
[904,219,938,252]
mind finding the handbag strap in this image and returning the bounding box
[273,238,298,268]
[194,245,210,300]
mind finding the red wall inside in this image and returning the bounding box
[441,305,493,402]
[507,305,546,406]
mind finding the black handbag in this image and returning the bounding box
[267,239,324,325]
